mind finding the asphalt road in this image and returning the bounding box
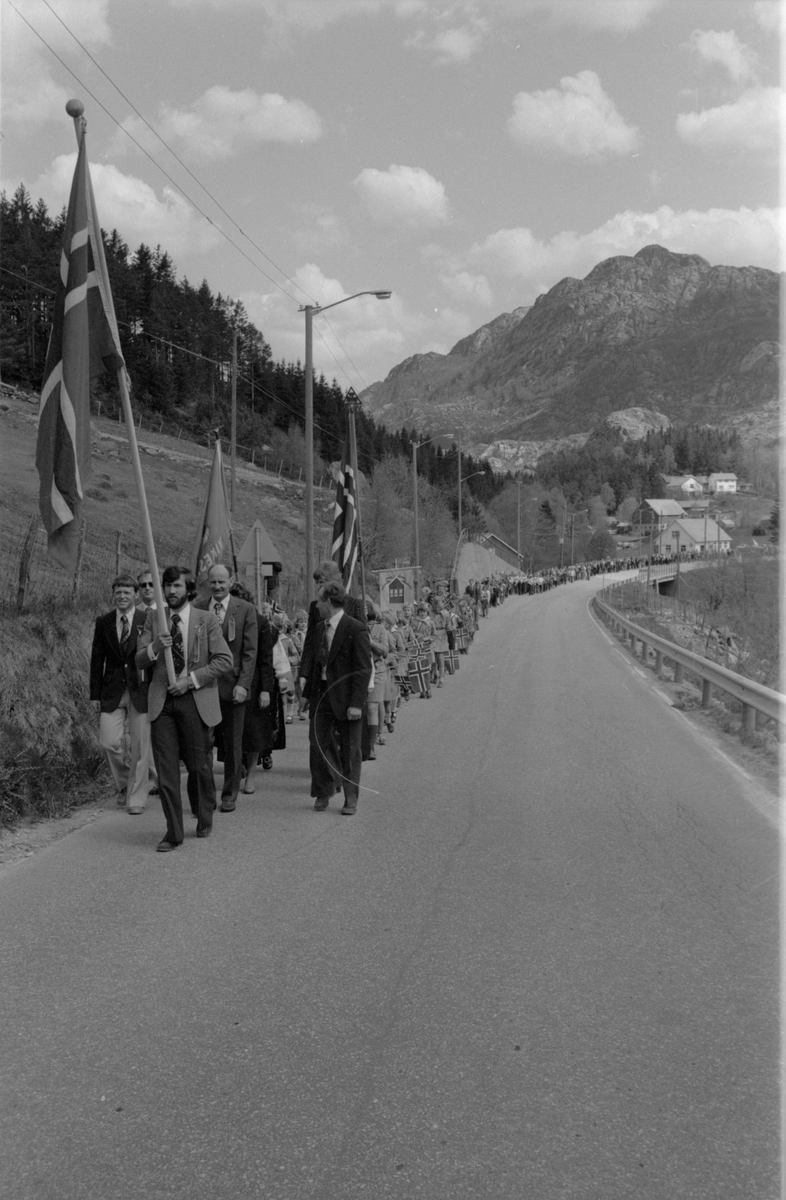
[1,579,780,1200]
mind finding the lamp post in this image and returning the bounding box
[411,432,456,598]
[300,290,391,601]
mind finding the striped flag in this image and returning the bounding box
[331,440,358,587]
[35,127,125,571]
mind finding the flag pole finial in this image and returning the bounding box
[66,99,85,144]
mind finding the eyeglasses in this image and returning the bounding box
[139,581,155,589]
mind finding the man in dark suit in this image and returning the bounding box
[195,563,258,813]
[299,560,366,687]
[137,565,232,852]
[90,573,150,814]
[302,581,372,816]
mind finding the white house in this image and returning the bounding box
[663,474,703,495]
[654,518,732,556]
[633,498,687,531]
[707,473,737,494]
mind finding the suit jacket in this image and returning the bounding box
[136,606,232,726]
[90,608,148,714]
[195,595,258,701]
[303,611,372,718]
[300,593,366,686]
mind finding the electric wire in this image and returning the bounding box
[7,0,377,394]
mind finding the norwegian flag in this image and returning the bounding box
[36,126,125,571]
[444,646,461,675]
[408,653,432,696]
[331,436,358,586]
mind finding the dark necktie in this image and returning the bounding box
[317,621,329,668]
[171,614,185,675]
[119,615,130,654]
[214,601,223,622]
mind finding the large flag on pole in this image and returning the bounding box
[192,439,233,596]
[331,439,358,588]
[35,126,125,571]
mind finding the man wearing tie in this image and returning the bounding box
[195,563,258,812]
[137,565,232,852]
[302,581,372,816]
[90,574,150,814]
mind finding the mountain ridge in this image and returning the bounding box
[360,245,780,458]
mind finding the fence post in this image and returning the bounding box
[741,703,756,738]
[16,515,39,612]
[138,413,143,432]
[159,420,164,434]
[701,679,713,708]
[115,531,122,576]
[674,662,684,684]
[71,519,87,602]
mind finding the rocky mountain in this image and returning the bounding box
[361,246,780,457]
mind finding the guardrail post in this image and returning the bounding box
[701,679,713,708]
[741,703,756,738]
[654,649,663,677]
[674,662,684,684]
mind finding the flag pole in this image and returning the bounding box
[345,390,366,604]
[66,100,175,684]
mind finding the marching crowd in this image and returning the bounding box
[89,561,495,851]
[89,550,651,850]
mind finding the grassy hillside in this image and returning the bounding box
[0,388,334,828]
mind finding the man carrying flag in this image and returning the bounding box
[36,109,125,573]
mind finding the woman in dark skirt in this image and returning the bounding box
[241,599,290,792]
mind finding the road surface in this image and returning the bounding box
[1,578,779,1199]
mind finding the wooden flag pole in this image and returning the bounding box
[67,100,175,684]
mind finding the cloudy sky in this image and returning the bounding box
[2,0,781,394]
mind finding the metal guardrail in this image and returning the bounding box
[593,594,785,736]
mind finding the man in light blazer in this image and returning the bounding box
[137,565,232,852]
[195,563,258,812]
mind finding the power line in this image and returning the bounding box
[6,0,379,395]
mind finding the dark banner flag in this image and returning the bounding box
[331,438,358,588]
[35,128,125,571]
[192,439,233,598]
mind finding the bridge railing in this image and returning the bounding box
[592,594,785,737]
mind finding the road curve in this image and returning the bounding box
[0,577,779,1200]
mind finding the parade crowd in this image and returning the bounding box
[89,551,643,850]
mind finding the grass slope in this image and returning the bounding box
[0,390,333,828]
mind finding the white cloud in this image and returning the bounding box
[32,155,222,258]
[752,1,783,33]
[520,0,666,33]
[292,206,349,255]
[242,263,404,387]
[676,87,782,156]
[689,30,759,83]
[2,0,111,126]
[406,16,488,64]
[119,87,322,162]
[439,270,493,306]
[353,164,451,227]
[507,71,639,159]
[466,206,782,297]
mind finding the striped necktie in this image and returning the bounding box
[170,614,185,676]
[119,615,130,654]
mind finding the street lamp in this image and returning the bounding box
[411,432,455,598]
[300,290,391,600]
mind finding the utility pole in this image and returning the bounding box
[230,327,237,514]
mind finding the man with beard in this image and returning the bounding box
[137,565,232,852]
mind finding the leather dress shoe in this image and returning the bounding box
[149,786,160,796]
[341,801,357,816]
[220,800,236,812]
[128,806,144,815]
[313,797,330,811]
[156,838,180,853]
[196,826,212,839]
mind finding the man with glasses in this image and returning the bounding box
[90,574,150,814]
